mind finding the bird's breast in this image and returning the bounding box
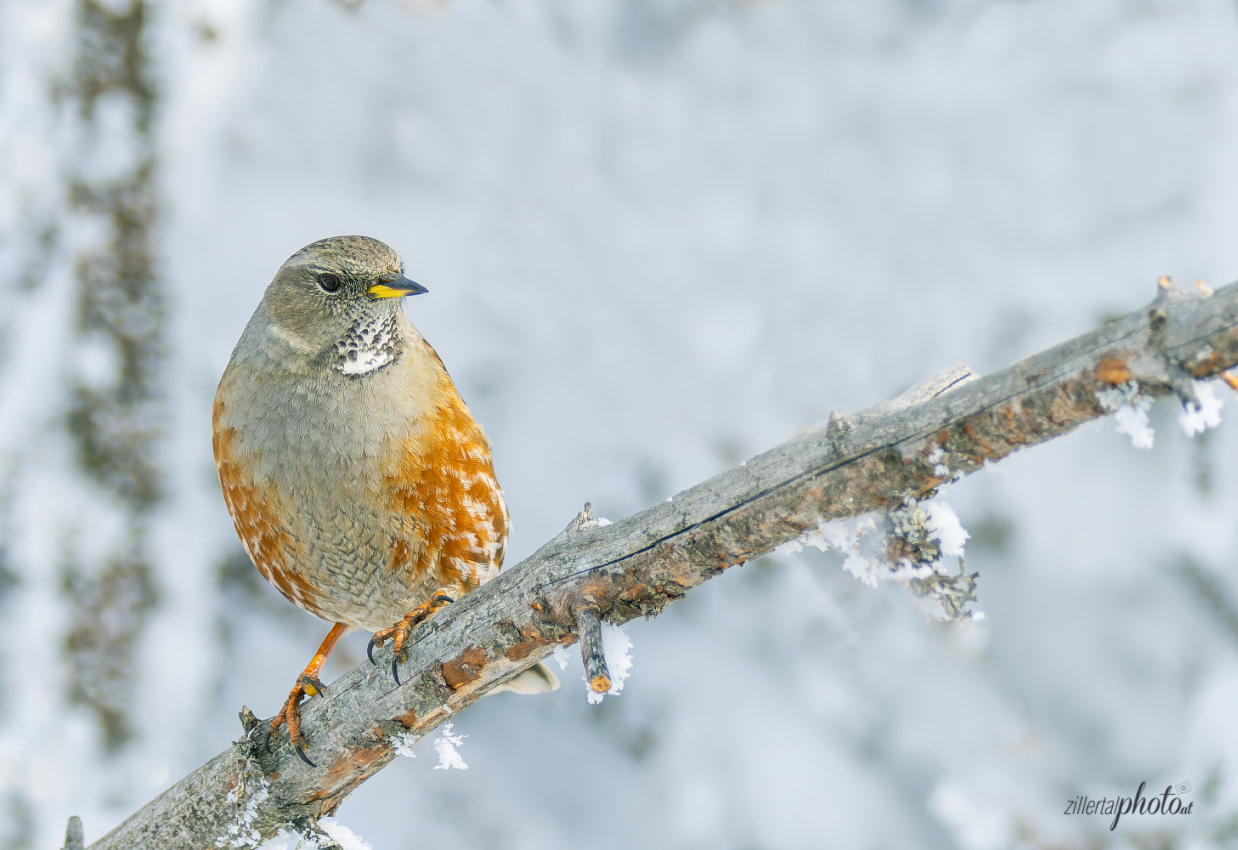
[213,329,504,629]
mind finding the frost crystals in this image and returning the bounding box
[433,723,468,770]
[217,778,269,849]
[392,730,418,758]
[251,819,374,850]
[316,819,374,850]
[777,501,979,621]
[1097,382,1154,449]
[1099,377,1226,444]
[391,722,468,769]
[1179,380,1224,437]
[586,621,634,705]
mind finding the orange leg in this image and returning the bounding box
[368,589,455,685]
[269,622,346,766]
[1221,371,1238,395]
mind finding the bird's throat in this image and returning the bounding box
[334,311,402,377]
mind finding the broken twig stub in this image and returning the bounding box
[575,608,611,693]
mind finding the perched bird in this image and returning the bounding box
[212,236,557,763]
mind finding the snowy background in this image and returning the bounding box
[1,0,1238,847]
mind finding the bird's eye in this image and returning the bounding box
[319,273,342,292]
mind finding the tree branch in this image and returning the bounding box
[90,280,1238,849]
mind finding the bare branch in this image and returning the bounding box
[91,280,1238,849]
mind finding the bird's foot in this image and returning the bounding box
[265,622,346,768]
[369,592,455,685]
[267,673,326,767]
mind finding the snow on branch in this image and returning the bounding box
[88,279,1238,849]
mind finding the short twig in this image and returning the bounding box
[62,816,84,850]
[576,608,611,693]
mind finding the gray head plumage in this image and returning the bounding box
[251,236,428,375]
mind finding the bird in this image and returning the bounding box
[212,235,558,764]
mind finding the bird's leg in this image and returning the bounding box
[369,589,455,685]
[269,622,347,766]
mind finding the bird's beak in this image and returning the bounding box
[368,274,429,299]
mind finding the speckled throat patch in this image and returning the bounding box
[334,311,402,376]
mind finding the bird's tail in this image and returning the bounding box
[491,661,560,694]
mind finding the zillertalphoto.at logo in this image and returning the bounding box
[1064,781,1193,830]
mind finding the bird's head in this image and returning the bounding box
[262,235,427,359]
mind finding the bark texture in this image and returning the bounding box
[90,280,1238,849]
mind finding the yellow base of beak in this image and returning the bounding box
[368,284,412,298]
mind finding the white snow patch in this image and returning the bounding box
[774,537,805,556]
[551,643,572,670]
[1179,381,1223,437]
[586,621,634,704]
[823,515,891,587]
[433,723,468,770]
[253,829,315,850]
[217,779,269,848]
[251,820,371,850]
[392,730,418,758]
[774,514,899,587]
[774,523,832,556]
[842,552,885,587]
[923,502,969,558]
[926,448,953,477]
[1114,400,1155,449]
[595,516,613,526]
[1098,384,1154,449]
[773,507,976,618]
[318,818,374,850]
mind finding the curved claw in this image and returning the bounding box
[373,590,458,688]
[267,623,346,769]
[295,743,317,767]
[270,679,317,764]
